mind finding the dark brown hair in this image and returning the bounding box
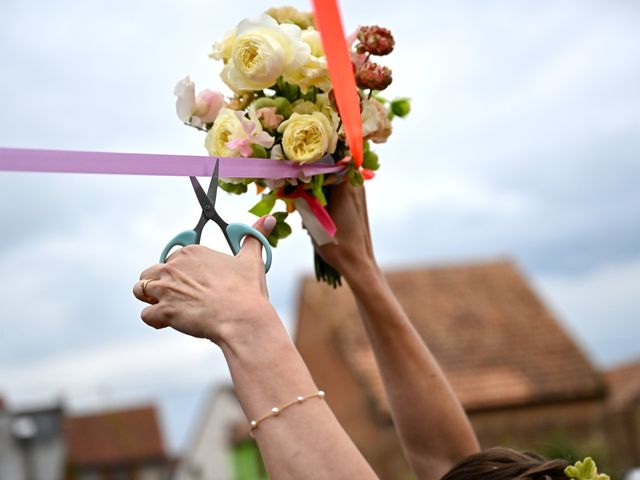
[440,447,570,480]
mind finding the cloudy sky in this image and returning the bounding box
[1,0,639,452]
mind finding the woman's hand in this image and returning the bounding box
[315,181,378,282]
[132,216,276,344]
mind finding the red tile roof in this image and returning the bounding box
[64,405,167,467]
[605,360,640,410]
[296,259,604,417]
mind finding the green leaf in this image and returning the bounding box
[362,150,380,170]
[267,235,279,247]
[251,144,268,158]
[249,193,277,216]
[301,86,317,102]
[273,220,292,239]
[273,211,289,222]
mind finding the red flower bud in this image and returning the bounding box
[356,25,395,56]
[355,62,393,91]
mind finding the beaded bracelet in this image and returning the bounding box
[249,390,325,436]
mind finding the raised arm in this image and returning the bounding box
[316,183,480,480]
[133,217,377,480]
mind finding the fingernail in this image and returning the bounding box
[263,215,276,232]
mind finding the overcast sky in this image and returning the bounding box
[1,0,639,452]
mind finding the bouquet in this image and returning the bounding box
[174,6,410,286]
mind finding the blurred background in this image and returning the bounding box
[1,0,638,479]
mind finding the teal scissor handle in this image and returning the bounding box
[159,229,198,263]
[226,223,272,273]
[159,224,272,273]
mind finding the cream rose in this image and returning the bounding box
[265,6,315,29]
[221,14,310,93]
[285,28,331,92]
[205,108,274,157]
[210,27,237,64]
[277,112,337,163]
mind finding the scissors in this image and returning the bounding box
[159,159,272,272]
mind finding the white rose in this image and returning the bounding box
[285,27,331,92]
[210,27,237,64]
[205,108,274,158]
[205,108,246,157]
[221,14,310,93]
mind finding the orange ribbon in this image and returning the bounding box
[312,0,363,168]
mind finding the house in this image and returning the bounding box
[0,397,66,480]
[295,259,608,479]
[175,385,267,480]
[63,404,173,480]
[604,360,640,471]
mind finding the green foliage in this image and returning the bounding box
[362,150,380,170]
[273,96,293,118]
[249,193,277,216]
[275,77,300,103]
[565,457,610,480]
[218,179,248,195]
[301,85,318,102]
[311,174,327,206]
[534,432,616,479]
[314,252,342,288]
[253,97,277,110]
[251,144,268,158]
[390,97,411,117]
[346,166,365,186]
[267,211,292,247]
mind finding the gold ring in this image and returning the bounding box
[141,279,155,298]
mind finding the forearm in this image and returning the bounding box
[219,304,378,480]
[343,262,479,478]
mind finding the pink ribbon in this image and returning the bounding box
[279,186,337,237]
[0,148,346,179]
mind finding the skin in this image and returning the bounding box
[133,183,479,480]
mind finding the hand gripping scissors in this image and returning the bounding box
[159,159,272,272]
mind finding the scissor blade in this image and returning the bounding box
[190,176,214,213]
[206,159,220,208]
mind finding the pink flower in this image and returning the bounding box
[356,26,395,56]
[174,77,224,128]
[193,90,224,124]
[221,110,275,157]
[257,107,284,130]
[355,62,393,91]
[347,28,367,70]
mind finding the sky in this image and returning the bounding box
[1,0,639,453]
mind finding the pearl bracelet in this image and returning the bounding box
[249,390,325,436]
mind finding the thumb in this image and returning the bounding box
[238,215,276,260]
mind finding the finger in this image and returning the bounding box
[132,279,161,304]
[139,263,164,281]
[238,215,276,260]
[140,304,171,330]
